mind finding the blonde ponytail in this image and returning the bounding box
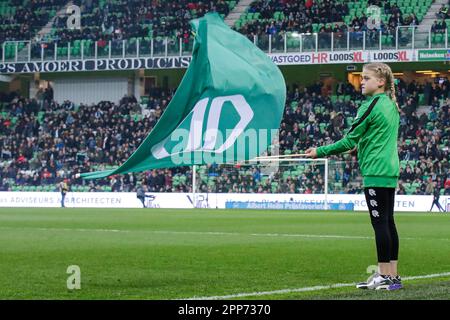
[389,76,401,113]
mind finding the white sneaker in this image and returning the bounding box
[356,273,393,290]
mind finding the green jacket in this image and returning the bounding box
[317,92,400,188]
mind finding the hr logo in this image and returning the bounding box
[370,199,378,207]
[66,265,81,290]
[371,210,379,218]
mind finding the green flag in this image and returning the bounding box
[81,13,286,179]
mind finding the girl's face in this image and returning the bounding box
[361,69,386,96]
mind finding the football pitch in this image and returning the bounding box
[0,208,449,300]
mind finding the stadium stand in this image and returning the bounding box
[1,79,449,195]
[0,0,449,195]
[47,0,236,58]
[236,0,431,31]
[1,0,442,61]
[233,0,433,51]
[0,0,68,60]
[1,0,238,61]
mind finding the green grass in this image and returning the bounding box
[0,208,449,300]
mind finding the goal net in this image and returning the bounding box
[192,158,334,209]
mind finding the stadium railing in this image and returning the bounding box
[0,26,446,63]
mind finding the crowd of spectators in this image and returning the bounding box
[2,0,232,59]
[1,77,449,196]
[1,0,434,59]
[50,0,231,45]
[430,2,450,35]
[430,1,450,34]
[0,0,67,44]
[239,0,419,45]
[0,86,183,192]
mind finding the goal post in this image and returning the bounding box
[191,158,330,210]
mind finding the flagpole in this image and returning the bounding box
[250,153,308,161]
[192,164,196,208]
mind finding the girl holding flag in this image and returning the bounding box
[306,62,402,291]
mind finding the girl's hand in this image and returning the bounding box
[348,147,358,155]
[305,148,318,159]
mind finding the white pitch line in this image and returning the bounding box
[0,227,374,240]
[152,230,373,240]
[0,227,449,242]
[183,272,450,300]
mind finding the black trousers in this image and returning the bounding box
[364,187,399,263]
[61,192,66,207]
[138,196,146,208]
[430,198,445,212]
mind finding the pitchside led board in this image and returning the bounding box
[0,192,448,212]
